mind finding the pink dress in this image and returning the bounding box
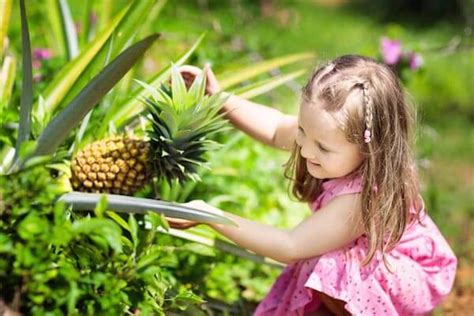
[254,174,457,316]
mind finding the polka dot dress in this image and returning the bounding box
[254,174,457,315]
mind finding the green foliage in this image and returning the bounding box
[407,52,474,120]
[152,2,473,307]
[0,0,206,314]
[173,132,306,303]
[1,0,471,314]
[0,167,205,314]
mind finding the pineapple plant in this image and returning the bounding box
[70,66,227,195]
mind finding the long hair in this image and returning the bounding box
[285,55,422,265]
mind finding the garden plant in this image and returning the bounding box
[1,0,472,315]
[0,0,311,314]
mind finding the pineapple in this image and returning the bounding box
[70,137,150,195]
[70,66,227,195]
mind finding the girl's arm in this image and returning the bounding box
[179,65,298,151]
[221,94,298,151]
[185,194,364,264]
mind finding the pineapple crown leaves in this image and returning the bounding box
[137,64,229,140]
[134,65,229,183]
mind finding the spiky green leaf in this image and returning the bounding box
[110,34,205,129]
[58,0,79,60]
[15,0,33,161]
[219,52,314,89]
[43,4,131,113]
[33,34,159,158]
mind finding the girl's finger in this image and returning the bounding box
[178,65,202,76]
[203,63,220,93]
[166,217,198,229]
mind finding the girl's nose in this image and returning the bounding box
[300,140,317,160]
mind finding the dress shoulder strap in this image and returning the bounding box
[310,174,363,211]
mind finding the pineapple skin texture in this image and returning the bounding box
[71,137,150,195]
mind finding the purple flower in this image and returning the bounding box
[380,37,402,65]
[409,53,423,70]
[33,48,52,61]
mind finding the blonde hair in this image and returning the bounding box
[285,55,422,265]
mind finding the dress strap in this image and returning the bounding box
[311,174,363,211]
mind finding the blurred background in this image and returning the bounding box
[2,0,473,314]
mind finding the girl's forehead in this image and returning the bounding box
[299,102,341,132]
[299,102,349,145]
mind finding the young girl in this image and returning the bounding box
[171,55,457,315]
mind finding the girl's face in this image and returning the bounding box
[296,102,364,179]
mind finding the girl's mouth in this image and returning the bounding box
[306,160,320,167]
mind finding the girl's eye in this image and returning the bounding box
[318,144,329,152]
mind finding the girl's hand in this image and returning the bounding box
[165,217,198,229]
[179,63,221,95]
[165,200,224,230]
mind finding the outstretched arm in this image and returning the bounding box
[180,65,298,151]
[222,94,298,151]
[182,194,364,264]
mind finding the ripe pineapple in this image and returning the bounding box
[70,66,227,195]
[70,137,150,195]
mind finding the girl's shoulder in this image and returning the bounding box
[311,172,363,211]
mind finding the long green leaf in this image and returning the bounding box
[153,225,283,268]
[59,192,237,226]
[97,0,113,33]
[232,69,305,99]
[219,52,314,89]
[45,0,67,59]
[0,0,12,58]
[0,147,15,174]
[43,4,131,113]
[58,1,158,112]
[15,0,33,159]
[58,0,79,60]
[93,1,169,138]
[0,54,16,102]
[79,0,93,47]
[33,34,159,157]
[108,33,205,131]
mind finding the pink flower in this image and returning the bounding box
[90,11,97,25]
[409,53,423,70]
[33,48,52,61]
[32,60,41,69]
[380,37,402,65]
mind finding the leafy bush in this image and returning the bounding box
[0,166,206,315]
